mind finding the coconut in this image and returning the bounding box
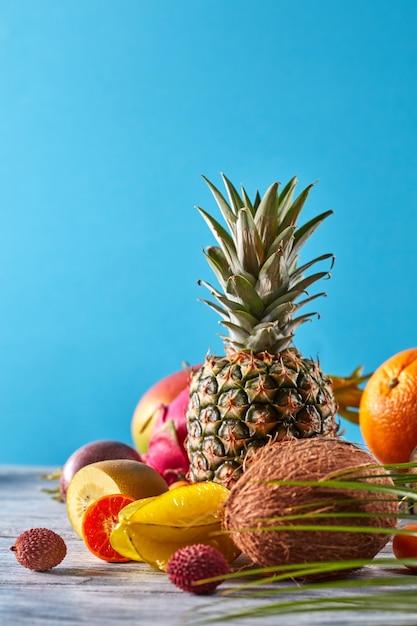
[222,438,398,580]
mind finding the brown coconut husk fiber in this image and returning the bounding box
[222,438,398,580]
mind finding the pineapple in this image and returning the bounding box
[185,174,339,488]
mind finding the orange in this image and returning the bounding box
[359,348,417,464]
[392,524,417,570]
[81,493,136,562]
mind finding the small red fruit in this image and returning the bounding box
[166,543,230,594]
[81,494,136,562]
[10,528,67,571]
[392,524,417,570]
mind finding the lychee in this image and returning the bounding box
[10,528,67,571]
[166,543,230,594]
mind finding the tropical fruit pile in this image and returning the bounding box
[18,173,417,589]
[65,462,238,570]
[131,174,370,487]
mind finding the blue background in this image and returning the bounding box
[1,1,416,465]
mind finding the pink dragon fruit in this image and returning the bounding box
[145,385,190,485]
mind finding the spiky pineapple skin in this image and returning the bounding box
[186,349,339,488]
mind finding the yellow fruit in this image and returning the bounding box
[66,459,168,537]
[118,482,239,570]
[126,482,226,526]
[118,496,158,522]
[109,524,143,562]
[109,496,160,559]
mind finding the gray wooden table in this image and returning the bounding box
[1,465,417,626]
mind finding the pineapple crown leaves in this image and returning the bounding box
[197,173,334,353]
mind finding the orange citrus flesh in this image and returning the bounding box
[114,482,239,570]
[359,348,417,464]
[81,493,136,562]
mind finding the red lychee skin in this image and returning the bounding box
[166,544,230,594]
[10,528,67,571]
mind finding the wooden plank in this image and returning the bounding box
[0,466,416,626]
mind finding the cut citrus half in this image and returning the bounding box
[81,493,136,562]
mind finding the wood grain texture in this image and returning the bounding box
[1,465,416,626]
